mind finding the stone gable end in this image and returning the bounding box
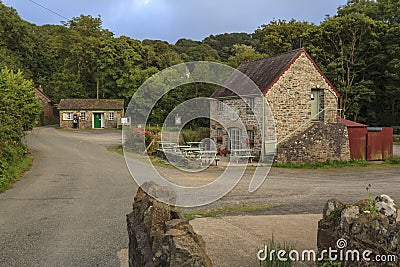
[266,52,338,142]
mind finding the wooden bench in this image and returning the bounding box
[230,149,255,163]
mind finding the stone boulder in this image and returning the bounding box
[318,197,400,267]
[127,182,212,267]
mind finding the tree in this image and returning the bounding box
[254,19,311,55]
[203,32,254,61]
[175,38,220,62]
[306,13,384,121]
[227,44,266,68]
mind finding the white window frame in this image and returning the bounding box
[218,100,224,112]
[63,112,73,121]
[80,112,86,121]
[109,112,114,121]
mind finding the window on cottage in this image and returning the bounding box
[63,112,73,121]
[109,112,114,121]
[218,100,224,112]
[245,97,254,113]
[80,112,86,121]
[247,130,255,148]
[216,128,223,144]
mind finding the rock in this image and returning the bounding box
[318,197,400,267]
[127,182,212,267]
[375,194,397,223]
[340,205,359,232]
[323,198,344,221]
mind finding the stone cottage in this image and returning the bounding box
[58,99,124,129]
[34,86,58,125]
[211,48,351,163]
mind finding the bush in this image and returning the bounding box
[0,68,41,192]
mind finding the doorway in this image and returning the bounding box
[311,89,324,121]
[93,113,103,128]
[228,128,242,150]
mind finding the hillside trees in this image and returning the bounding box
[306,13,383,121]
[0,0,399,126]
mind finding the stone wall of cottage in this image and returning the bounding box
[211,52,340,162]
[277,122,351,164]
[35,91,58,125]
[59,110,123,129]
[210,97,267,159]
[266,52,338,143]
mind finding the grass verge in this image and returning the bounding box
[274,157,400,169]
[182,202,279,221]
[259,235,295,267]
[0,155,33,193]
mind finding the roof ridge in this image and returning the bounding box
[239,48,303,66]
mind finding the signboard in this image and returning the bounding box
[175,115,182,126]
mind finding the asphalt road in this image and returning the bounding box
[1,128,399,267]
[0,127,136,267]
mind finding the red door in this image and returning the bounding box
[348,128,367,160]
[367,131,383,161]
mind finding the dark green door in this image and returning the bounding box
[94,113,101,128]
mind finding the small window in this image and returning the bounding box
[80,112,86,121]
[63,112,73,121]
[216,128,223,143]
[245,97,254,113]
[247,130,255,148]
[218,100,224,112]
[109,112,114,121]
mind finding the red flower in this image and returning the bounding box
[134,128,152,136]
[219,149,230,154]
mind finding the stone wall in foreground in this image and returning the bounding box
[318,195,399,266]
[127,182,212,267]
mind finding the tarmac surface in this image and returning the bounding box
[0,127,399,266]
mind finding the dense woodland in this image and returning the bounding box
[0,0,399,127]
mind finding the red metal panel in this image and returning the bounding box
[381,128,393,160]
[347,128,367,160]
[367,131,383,161]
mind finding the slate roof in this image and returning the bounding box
[211,48,340,98]
[58,99,124,110]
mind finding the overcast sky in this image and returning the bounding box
[3,0,347,43]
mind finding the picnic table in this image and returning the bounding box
[182,147,202,158]
[199,150,220,166]
[158,142,178,152]
[230,149,255,163]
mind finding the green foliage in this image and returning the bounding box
[179,127,210,143]
[384,156,400,164]
[259,235,295,267]
[183,202,278,220]
[365,184,379,218]
[0,67,41,192]
[273,159,370,169]
[318,259,342,267]
[0,155,32,193]
[254,19,311,55]
[1,0,400,127]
